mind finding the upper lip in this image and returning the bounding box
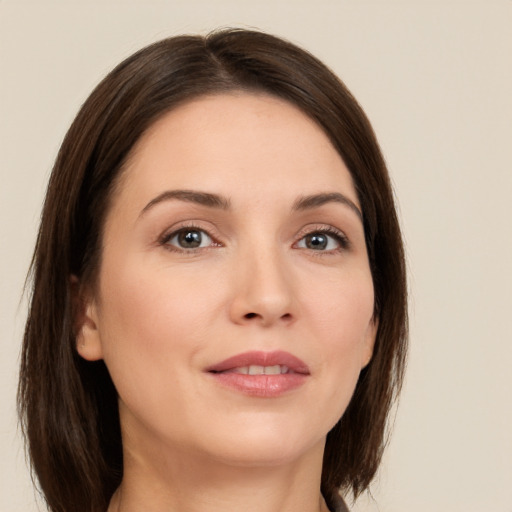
[206,350,310,375]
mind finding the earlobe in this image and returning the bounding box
[71,276,104,361]
[361,317,378,369]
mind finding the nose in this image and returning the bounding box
[228,245,296,327]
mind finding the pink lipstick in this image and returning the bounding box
[205,350,310,397]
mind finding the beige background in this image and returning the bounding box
[1,1,511,510]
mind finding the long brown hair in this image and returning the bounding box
[18,28,407,512]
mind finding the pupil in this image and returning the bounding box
[306,233,327,250]
[179,230,202,248]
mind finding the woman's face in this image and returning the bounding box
[78,93,376,468]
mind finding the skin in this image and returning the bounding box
[77,92,377,512]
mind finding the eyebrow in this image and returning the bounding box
[293,192,363,222]
[140,189,231,216]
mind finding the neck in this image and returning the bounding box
[108,438,330,512]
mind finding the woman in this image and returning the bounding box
[18,29,407,512]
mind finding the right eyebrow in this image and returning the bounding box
[139,189,231,218]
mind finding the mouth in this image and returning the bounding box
[205,350,310,397]
[216,364,296,375]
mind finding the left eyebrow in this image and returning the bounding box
[292,192,363,222]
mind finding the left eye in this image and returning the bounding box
[165,228,213,249]
[296,231,342,251]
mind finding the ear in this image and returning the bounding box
[361,316,378,369]
[70,275,104,361]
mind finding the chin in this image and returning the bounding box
[198,424,326,469]
[213,445,317,468]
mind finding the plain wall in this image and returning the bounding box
[1,1,511,510]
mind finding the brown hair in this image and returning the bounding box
[18,28,407,512]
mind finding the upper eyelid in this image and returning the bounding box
[293,225,351,252]
[159,223,220,245]
[294,223,348,240]
[166,226,212,240]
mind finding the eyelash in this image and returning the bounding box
[159,223,350,254]
[295,226,350,253]
[159,223,219,253]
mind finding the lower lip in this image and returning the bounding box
[208,372,308,397]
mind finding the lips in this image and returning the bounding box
[205,350,310,397]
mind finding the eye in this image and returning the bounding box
[296,230,347,251]
[164,228,214,250]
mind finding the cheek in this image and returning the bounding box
[302,268,375,396]
[94,261,202,382]
[305,266,374,345]
[93,260,224,438]
[98,257,220,344]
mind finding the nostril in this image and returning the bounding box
[243,312,292,322]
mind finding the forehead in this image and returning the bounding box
[116,92,359,212]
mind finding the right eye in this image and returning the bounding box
[164,228,214,250]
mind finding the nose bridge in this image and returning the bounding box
[230,230,295,326]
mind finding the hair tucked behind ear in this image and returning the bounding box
[18,28,407,512]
